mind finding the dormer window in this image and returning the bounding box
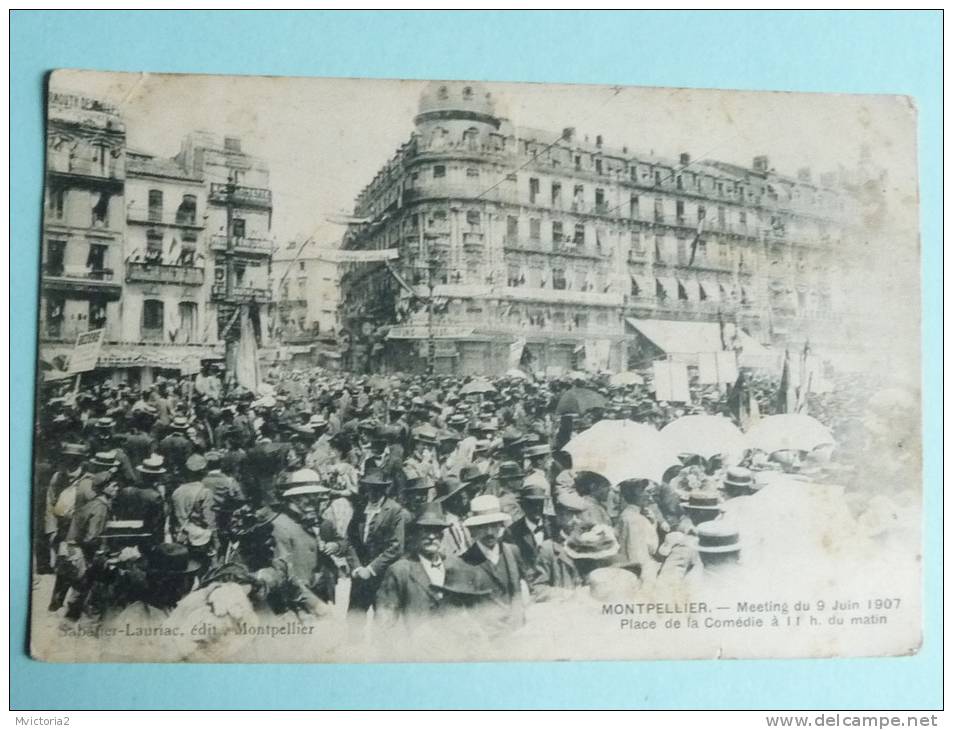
[437,86,449,100]
[462,86,473,100]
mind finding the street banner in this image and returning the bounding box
[314,248,399,263]
[653,360,690,402]
[697,352,718,384]
[715,349,739,384]
[508,338,526,370]
[67,329,105,374]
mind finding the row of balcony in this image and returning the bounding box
[47,155,123,182]
[126,262,204,286]
[126,207,202,228]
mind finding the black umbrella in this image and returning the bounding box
[556,386,608,415]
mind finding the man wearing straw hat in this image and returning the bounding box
[460,495,525,631]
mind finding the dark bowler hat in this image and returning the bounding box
[435,476,468,503]
[523,444,551,459]
[146,543,202,574]
[359,468,391,489]
[440,565,493,599]
[519,484,549,502]
[459,464,489,485]
[413,502,449,529]
[496,461,526,481]
[500,427,525,447]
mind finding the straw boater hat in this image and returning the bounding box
[279,468,330,499]
[185,454,208,474]
[696,521,742,554]
[90,450,120,470]
[136,454,167,476]
[61,443,88,457]
[464,495,511,527]
[564,524,620,561]
[723,467,755,490]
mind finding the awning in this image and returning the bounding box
[699,279,720,303]
[630,274,654,298]
[677,277,698,302]
[655,276,678,299]
[625,318,771,365]
[626,318,724,356]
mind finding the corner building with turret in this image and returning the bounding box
[339,81,862,375]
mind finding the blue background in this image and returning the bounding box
[10,10,942,710]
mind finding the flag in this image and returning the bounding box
[235,306,260,394]
[796,340,812,413]
[728,370,760,431]
[688,216,705,266]
[776,349,797,414]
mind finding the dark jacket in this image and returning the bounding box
[460,541,525,631]
[375,553,470,630]
[347,497,406,577]
[503,514,556,573]
[530,538,582,602]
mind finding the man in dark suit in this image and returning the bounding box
[460,495,525,634]
[503,484,556,574]
[346,468,406,614]
[375,502,472,632]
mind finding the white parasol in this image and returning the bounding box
[745,413,834,454]
[564,420,682,485]
[661,415,746,460]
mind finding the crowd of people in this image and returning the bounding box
[31,361,915,652]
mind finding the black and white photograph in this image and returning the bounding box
[30,69,922,663]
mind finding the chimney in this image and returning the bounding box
[753,155,769,172]
[622,146,628,154]
[561,127,575,142]
[596,134,603,148]
[679,152,691,166]
[797,167,812,182]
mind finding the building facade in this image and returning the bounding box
[272,240,342,339]
[42,92,126,350]
[39,90,275,384]
[174,132,275,350]
[339,81,862,375]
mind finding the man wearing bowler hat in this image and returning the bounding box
[346,468,406,613]
[376,502,475,632]
[504,483,556,569]
[435,476,471,556]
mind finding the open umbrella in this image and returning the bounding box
[745,414,834,454]
[556,386,608,415]
[661,415,746,459]
[608,371,644,387]
[459,378,497,396]
[564,420,682,485]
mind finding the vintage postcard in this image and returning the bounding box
[30,69,921,663]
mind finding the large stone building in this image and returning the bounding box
[39,90,274,384]
[270,240,344,367]
[338,80,864,375]
[42,92,126,351]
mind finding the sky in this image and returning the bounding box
[51,69,919,249]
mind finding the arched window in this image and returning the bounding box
[462,86,473,99]
[463,127,479,150]
[176,194,197,225]
[437,86,449,100]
